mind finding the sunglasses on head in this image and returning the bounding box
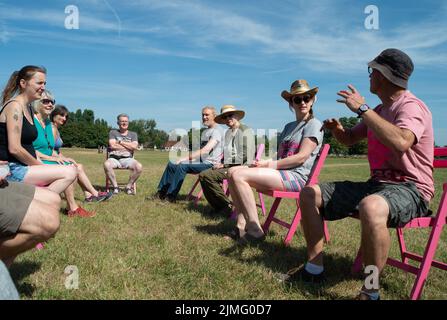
[41,99,55,105]
[292,95,312,104]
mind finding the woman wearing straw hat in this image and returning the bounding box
[199,104,255,215]
[227,80,324,244]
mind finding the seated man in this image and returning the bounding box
[293,49,434,300]
[104,114,143,195]
[153,106,224,203]
[199,105,255,215]
[0,161,61,268]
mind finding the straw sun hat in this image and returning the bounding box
[214,105,245,124]
[281,79,319,103]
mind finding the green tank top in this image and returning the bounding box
[32,116,55,161]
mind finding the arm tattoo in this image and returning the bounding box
[13,110,19,122]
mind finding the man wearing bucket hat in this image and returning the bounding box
[293,49,434,300]
[199,105,255,215]
[227,79,323,244]
[152,106,224,203]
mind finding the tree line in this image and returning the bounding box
[59,109,169,149]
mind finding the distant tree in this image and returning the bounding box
[323,116,368,155]
[128,119,168,148]
[60,108,109,148]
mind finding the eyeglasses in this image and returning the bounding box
[41,99,55,105]
[368,66,373,75]
[293,95,312,104]
[222,113,235,120]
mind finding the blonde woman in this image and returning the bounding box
[227,80,323,244]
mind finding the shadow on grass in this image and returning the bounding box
[186,202,230,221]
[9,260,41,297]
[196,220,365,298]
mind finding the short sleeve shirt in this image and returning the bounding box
[352,91,434,201]
[109,129,138,158]
[277,118,323,182]
[201,126,224,165]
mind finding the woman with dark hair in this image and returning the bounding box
[0,66,76,193]
[227,79,324,243]
[50,104,112,204]
[32,96,110,218]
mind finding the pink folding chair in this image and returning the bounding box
[351,147,447,300]
[260,144,331,245]
[189,144,267,217]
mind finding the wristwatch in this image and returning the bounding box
[356,104,370,118]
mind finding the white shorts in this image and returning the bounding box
[108,157,138,169]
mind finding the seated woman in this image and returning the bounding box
[51,104,113,204]
[0,66,76,194]
[227,79,324,243]
[32,94,111,218]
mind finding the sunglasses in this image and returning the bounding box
[222,113,235,120]
[41,99,55,105]
[292,95,312,104]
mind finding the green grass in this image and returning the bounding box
[10,149,447,300]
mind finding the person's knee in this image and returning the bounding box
[135,162,143,173]
[227,167,240,181]
[76,163,84,174]
[199,170,211,182]
[359,196,388,227]
[39,207,60,240]
[65,166,77,182]
[300,186,319,207]
[104,160,114,172]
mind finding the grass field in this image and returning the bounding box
[10,148,447,300]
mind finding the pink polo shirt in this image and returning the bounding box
[353,91,434,201]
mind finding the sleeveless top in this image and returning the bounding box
[0,100,37,164]
[54,131,63,152]
[32,115,55,157]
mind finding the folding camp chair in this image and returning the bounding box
[351,147,447,300]
[260,144,331,245]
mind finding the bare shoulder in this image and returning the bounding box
[2,101,23,121]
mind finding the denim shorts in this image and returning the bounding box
[6,162,29,183]
[319,180,430,228]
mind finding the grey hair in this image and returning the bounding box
[202,106,216,116]
[117,113,129,122]
[32,89,55,113]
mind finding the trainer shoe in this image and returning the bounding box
[275,264,326,284]
[67,207,96,218]
[85,191,113,203]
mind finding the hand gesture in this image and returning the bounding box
[321,118,343,132]
[336,85,365,113]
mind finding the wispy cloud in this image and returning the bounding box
[1,1,446,72]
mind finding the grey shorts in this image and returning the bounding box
[0,182,36,237]
[108,157,138,169]
[319,180,430,228]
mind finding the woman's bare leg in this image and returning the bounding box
[23,165,77,193]
[228,167,285,237]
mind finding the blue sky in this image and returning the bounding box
[0,0,446,145]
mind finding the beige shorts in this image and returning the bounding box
[108,157,138,169]
[0,182,36,237]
